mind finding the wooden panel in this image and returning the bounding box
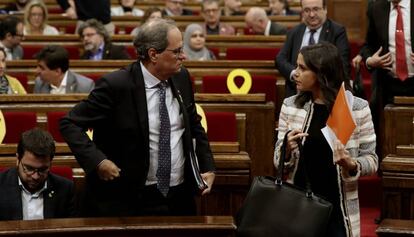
[327,0,367,40]
[0,216,236,237]
[377,219,414,236]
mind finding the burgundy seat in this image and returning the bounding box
[226,47,280,60]
[22,44,80,59]
[202,75,277,104]
[46,111,67,143]
[2,112,37,144]
[205,112,237,142]
[7,73,29,91]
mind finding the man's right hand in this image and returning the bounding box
[97,159,121,181]
[366,47,392,70]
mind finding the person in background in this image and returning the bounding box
[130,7,164,36]
[201,0,235,35]
[0,47,26,94]
[275,0,350,98]
[23,1,59,36]
[183,23,216,61]
[267,0,299,16]
[245,7,287,35]
[78,19,130,60]
[111,0,144,16]
[0,0,30,14]
[34,45,94,94]
[60,19,215,217]
[222,0,243,16]
[274,42,378,237]
[0,128,75,221]
[163,0,193,16]
[56,0,114,35]
[0,16,24,60]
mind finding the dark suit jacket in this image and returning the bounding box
[80,43,130,60]
[275,19,350,97]
[0,168,75,221]
[60,62,215,216]
[269,22,287,35]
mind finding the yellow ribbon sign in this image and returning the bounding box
[86,129,93,140]
[226,69,252,94]
[195,103,207,132]
[0,110,5,143]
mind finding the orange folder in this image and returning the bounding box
[326,83,356,145]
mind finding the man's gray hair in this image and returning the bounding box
[133,18,177,60]
[77,19,111,45]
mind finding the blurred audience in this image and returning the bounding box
[267,0,299,16]
[222,0,243,16]
[78,19,130,60]
[163,0,193,16]
[24,1,59,35]
[0,47,27,94]
[111,0,144,16]
[34,45,94,94]
[183,23,216,61]
[130,7,164,36]
[201,0,235,35]
[57,0,114,35]
[245,7,287,35]
[0,16,24,60]
[0,0,30,14]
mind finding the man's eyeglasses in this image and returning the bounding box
[164,46,184,58]
[303,7,323,15]
[81,32,98,39]
[20,161,49,176]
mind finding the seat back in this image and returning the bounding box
[226,47,280,60]
[22,44,80,59]
[2,112,37,144]
[205,112,237,142]
[47,111,67,143]
[202,75,277,104]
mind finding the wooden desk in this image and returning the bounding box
[377,218,414,236]
[0,216,236,237]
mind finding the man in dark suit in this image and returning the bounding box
[0,16,24,60]
[33,45,94,94]
[60,19,216,217]
[0,128,74,221]
[275,0,350,97]
[78,19,130,60]
[245,7,287,36]
[359,0,414,126]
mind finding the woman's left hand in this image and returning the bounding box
[333,140,357,171]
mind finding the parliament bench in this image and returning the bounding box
[377,218,414,237]
[0,216,236,237]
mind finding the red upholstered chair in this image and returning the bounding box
[48,6,64,14]
[2,112,37,144]
[205,112,237,142]
[7,73,29,91]
[202,75,277,104]
[22,44,80,59]
[208,47,220,59]
[47,112,67,143]
[126,45,138,59]
[51,24,76,34]
[81,73,104,82]
[226,47,280,60]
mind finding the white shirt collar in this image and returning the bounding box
[264,21,271,36]
[18,176,48,197]
[140,61,164,88]
[50,71,68,94]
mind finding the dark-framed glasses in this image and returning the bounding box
[20,161,49,176]
[164,46,184,58]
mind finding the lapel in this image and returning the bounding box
[43,175,55,219]
[319,19,331,42]
[65,71,77,93]
[293,24,307,63]
[379,0,391,49]
[6,168,23,220]
[131,62,150,147]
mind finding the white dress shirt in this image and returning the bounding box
[50,71,68,94]
[140,62,185,187]
[19,177,47,220]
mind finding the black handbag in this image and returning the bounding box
[236,133,333,237]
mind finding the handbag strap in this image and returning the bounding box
[278,131,314,196]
